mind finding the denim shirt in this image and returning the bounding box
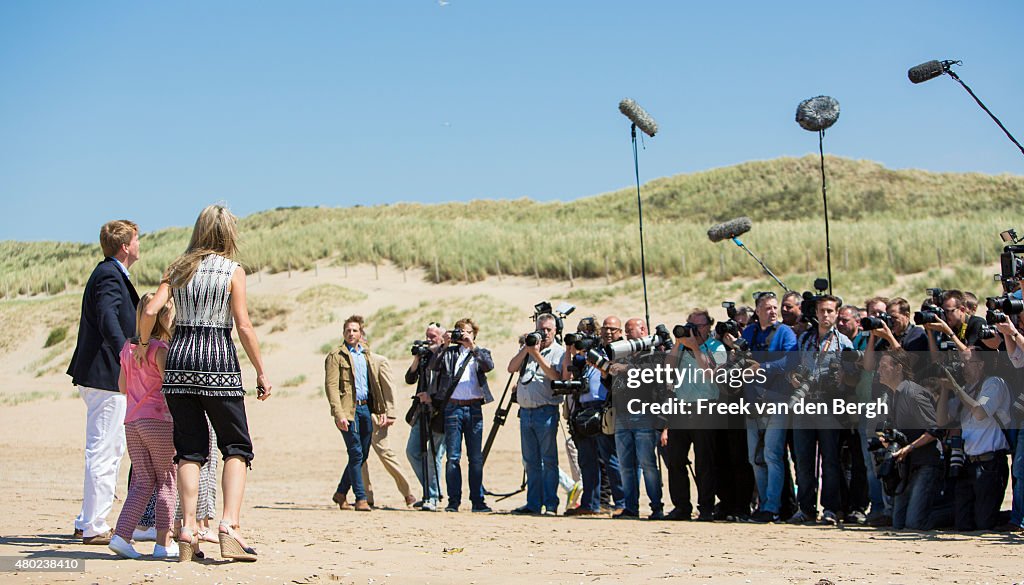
[347,344,370,402]
[741,321,798,402]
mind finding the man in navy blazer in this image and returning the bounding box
[67,220,141,544]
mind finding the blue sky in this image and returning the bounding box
[1,1,1022,243]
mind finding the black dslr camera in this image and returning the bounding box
[450,328,465,343]
[860,313,892,331]
[715,301,741,339]
[552,352,589,396]
[867,423,910,496]
[563,332,600,352]
[913,288,944,325]
[410,339,434,357]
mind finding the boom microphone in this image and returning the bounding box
[796,96,840,132]
[707,217,753,243]
[908,60,948,84]
[619,98,658,137]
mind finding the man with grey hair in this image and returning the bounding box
[404,322,448,511]
[507,313,565,515]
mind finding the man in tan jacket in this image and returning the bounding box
[326,315,414,510]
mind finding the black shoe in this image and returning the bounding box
[647,510,665,520]
[695,513,715,522]
[613,510,640,519]
[867,513,892,527]
[750,510,780,523]
[511,506,538,515]
[665,508,691,521]
[472,505,493,513]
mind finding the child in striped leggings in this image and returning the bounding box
[109,293,178,559]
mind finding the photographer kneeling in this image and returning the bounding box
[876,350,943,530]
[506,314,565,515]
[937,349,1011,531]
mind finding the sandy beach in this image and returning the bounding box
[0,264,1019,584]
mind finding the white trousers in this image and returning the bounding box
[75,386,126,537]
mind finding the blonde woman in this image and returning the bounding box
[138,204,271,562]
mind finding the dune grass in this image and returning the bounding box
[2,156,1021,299]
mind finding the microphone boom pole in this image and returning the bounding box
[944,66,1024,158]
[729,236,789,291]
[619,98,658,330]
[631,123,651,330]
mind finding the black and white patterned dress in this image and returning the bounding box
[163,254,244,397]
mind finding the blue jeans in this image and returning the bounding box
[576,432,624,512]
[793,428,842,515]
[444,403,485,510]
[860,418,891,516]
[892,464,941,530]
[1009,429,1024,527]
[746,413,788,514]
[406,418,446,503]
[519,405,560,512]
[337,404,374,501]
[615,428,663,515]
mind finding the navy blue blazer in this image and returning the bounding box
[66,258,140,391]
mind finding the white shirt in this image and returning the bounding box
[949,376,1011,456]
[450,346,482,400]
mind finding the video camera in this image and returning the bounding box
[410,339,434,358]
[525,300,576,346]
[606,324,672,360]
[799,278,832,329]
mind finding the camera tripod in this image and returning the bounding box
[481,370,527,500]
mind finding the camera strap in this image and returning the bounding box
[437,351,473,410]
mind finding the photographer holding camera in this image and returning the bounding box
[857,297,930,526]
[404,322,448,511]
[875,350,943,530]
[664,308,725,521]
[788,294,854,525]
[432,318,495,513]
[922,290,986,353]
[994,311,1024,530]
[936,349,1011,531]
[506,313,565,515]
[562,318,625,516]
[608,318,667,519]
[741,291,799,523]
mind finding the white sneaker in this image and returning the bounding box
[152,542,179,559]
[421,499,438,511]
[132,527,157,542]
[108,535,141,559]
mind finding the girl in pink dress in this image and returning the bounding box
[109,293,178,559]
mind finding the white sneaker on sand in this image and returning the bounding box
[132,527,157,542]
[153,542,179,559]
[108,535,141,559]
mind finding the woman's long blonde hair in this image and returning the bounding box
[164,204,240,288]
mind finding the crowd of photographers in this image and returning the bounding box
[340,280,1024,532]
